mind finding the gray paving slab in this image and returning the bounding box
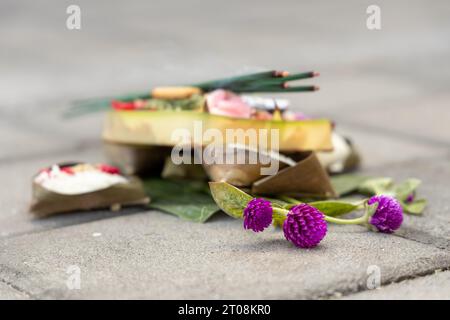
[335,124,448,170]
[0,211,448,299]
[292,72,430,117]
[0,119,66,161]
[344,270,450,300]
[332,94,450,147]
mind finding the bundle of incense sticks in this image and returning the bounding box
[68,70,319,116]
[193,70,319,93]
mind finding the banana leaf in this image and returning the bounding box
[30,176,149,218]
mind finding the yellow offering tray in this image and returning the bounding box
[102,110,333,152]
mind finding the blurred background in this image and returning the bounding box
[1,0,449,166]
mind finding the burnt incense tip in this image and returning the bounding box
[274,70,290,77]
[313,85,320,91]
[282,82,289,89]
[312,71,320,77]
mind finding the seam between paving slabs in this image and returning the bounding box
[0,275,34,299]
[343,269,450,300]
[394,228,450,251]
[1,208,146,241]
[312,234,450,298]
[320,266,450,300]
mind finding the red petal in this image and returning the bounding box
[97,164,121,174]
[111,100,136,110]
[60,166,75,175]
[60,167,75,174]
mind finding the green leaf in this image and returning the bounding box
[209,182,253,219]
[308,200,360,217]
[330,174,370,196]
[394,178,421,202]
[143,178,219,223]
[401,199,427,215]
[358,177,394,195]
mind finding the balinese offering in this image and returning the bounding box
[29,69,427,250]
[70,70,357,178]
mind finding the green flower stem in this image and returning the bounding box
[278,196,301,205]
[355,200,367,210]
[273,207,289,216]
[323,204,371,225]
[272,207,289,227]
[324,215,368,225]
[273,205,370,226]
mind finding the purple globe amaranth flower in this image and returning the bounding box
[243,198,273,232]
[368,195,403,233]
[406,193,415,203]
[283,204,327,249]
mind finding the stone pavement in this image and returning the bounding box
[0,0,449,299]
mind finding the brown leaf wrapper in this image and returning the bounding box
[103,142,171,176]
[202,146,292,187]
[30,176,149,218]
[251,152,337,198]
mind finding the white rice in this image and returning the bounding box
[34,165,128,195]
